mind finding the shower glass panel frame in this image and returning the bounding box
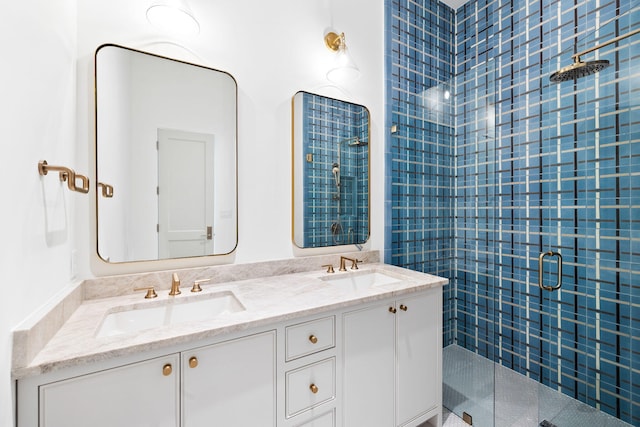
[443,60,498,427]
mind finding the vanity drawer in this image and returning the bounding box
[285,316,335,361]
[294,409,335,427]
[286,358,335,417]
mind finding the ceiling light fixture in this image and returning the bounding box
[146,0,200,36]
[324,31,360,84]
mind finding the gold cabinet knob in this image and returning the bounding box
[389,306,397,314]
[162,364,172,376]
[189,357,198,368]
[399,304,408,311]
[310,384,319,394]
[309,335,318,344]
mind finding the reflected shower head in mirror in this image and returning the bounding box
[332,163,340,186]
[347,136,368,147]
[549,59,610,83]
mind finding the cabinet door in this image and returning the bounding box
[343,302,395,427]
[182,330,276,426]
[396,289,441,425]
[40,355,179,427]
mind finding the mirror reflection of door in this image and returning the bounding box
[157,129,214,258]
[95,44,238,263]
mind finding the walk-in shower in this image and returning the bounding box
[441,10,640,427]
[385,0,639,425]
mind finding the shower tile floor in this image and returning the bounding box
[443,345,632,427]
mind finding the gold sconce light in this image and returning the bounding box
[324,31,360,84]
[38,160,90,194]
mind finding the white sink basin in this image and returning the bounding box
[321,271,405,291]
[96,291,245,338]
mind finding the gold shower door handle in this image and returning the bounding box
[538,251,562,291]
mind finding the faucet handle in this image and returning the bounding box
[169,273,181,296]
[352,259,363,270]
[191,279,210,292]
[133,287,158,299]
[322,264,335,273]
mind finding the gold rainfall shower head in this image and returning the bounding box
[550,27,640,83]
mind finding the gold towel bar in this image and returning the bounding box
[38,160,89,194]
[98,182,114,198]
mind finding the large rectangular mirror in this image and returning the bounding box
[95,44,237,263]
[292,91,370,248]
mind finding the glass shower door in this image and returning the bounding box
[534,5,639,426]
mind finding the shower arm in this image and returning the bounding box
[571,27,640,63]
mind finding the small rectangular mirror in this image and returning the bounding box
[292,91,370,248]
[95,44,238,263]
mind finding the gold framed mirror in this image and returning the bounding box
[292,91,370,248]
[95,44,238,263]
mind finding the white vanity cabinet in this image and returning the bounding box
[39,354,180,427]
[182,330,276,426]
[24,330,276,427]
[343,287,442,427]
[16,271,445,427]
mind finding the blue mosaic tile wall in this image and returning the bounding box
[385,0,639,424]
[384,0,457,344]
[301,93,369,247]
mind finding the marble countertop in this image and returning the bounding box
[13,262,447,379]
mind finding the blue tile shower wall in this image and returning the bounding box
[301,93,369,247]
[385,0,639,424]
[384,0,456,344]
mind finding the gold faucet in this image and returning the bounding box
[169,273,181,296]
[322,264,335,273]
[339,256,362,271]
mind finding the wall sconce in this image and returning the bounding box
[146,0,200,36]
[324,31,360,84]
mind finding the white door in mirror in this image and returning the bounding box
[158,128,215,258]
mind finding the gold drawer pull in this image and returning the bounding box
[310,384,319,394]
[309,335,318,344]
[399,304,408,311]
[189,357,198,368]
[389,307,397,314]
[162,364,172,376]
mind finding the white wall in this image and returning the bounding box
[1,1,77,425]
[2,0,383,424]
[78,0,385,275]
